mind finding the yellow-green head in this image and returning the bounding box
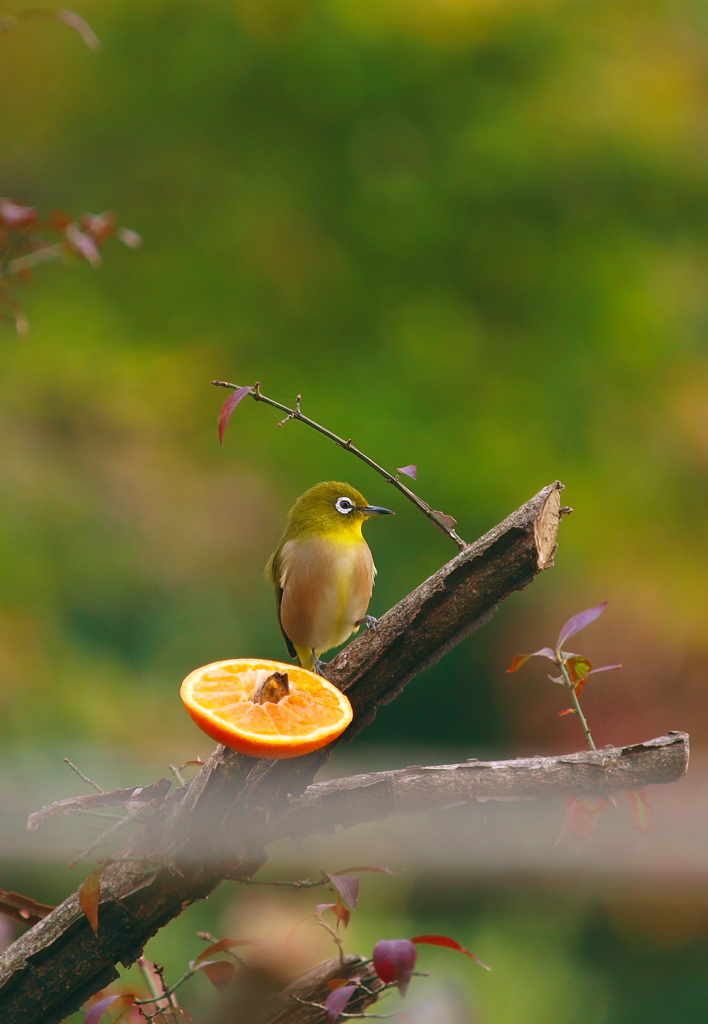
[279,481,394,542]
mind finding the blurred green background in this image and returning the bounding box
[2,0,708,1020]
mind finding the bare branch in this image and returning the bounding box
[212,379,467,549]
[277,732,690,840]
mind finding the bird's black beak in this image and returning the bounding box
[361,505,394,515]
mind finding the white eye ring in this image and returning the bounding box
[335,496,354,514]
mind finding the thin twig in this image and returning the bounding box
[314,909,346,968]
[236,877,326,890]
[212,379,467,549]
[67,805,149,869]
[557,658,597,751]
[62,758,104,794]
[292,996,400,1019]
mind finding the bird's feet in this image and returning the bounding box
[356,614,379,632]
[312,654,328,676]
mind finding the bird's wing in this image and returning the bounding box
[266,546,297,659]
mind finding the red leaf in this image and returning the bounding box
[411,934,491,971]
[397,465,417,480]
[84,994,135,1024]
[565,656,592,685]
[183,759,205,766]
[218,386,253,445]
[197,959,235,991]
[194,937,264,965]
[325,983,357,1023]
[628,789,653,833]
[507,648,556,673]
[557,708,576,717]
[562,796,607,840]
[373,939,417,995]
[324,874,360,912]
[79,868,103,936]
[557,602,608,648]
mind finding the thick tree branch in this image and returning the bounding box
[0,482,570,1023]
[277,732,689,840]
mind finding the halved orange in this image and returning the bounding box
[180,658,353,759]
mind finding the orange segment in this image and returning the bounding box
[180,658,353,759]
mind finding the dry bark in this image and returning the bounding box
[277,732,689,840]
[0,481,592,1024]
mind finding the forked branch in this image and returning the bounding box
[212,379,468,549]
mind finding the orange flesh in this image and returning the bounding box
[180,659,353,759]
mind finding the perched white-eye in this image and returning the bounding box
[265,481,393,671]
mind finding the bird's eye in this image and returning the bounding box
[335,496,354,514]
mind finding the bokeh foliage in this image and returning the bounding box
[3,1,708,1020]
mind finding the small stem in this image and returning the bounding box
[314,910,346,967]
[236,876,326,889]
[558,657,596,751]
[212,380,467,549]
[62,758,104,793]
[7,243,65,276]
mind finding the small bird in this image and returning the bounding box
[266,481,394,672]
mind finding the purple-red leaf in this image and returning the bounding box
[218,386,253,445]
[373,939,417,995]
[79,868,103,936]
[324,873,360,911]
[325,983,358,1023]
[397,465,417,480]
[194,937,263,965]
[84,994,134,1024]
[411,934,491,971]
[507,648,556,673]
[589,663,622,676]
[64,223,102,267]
[557,602,608,648]
[196,959,235,991]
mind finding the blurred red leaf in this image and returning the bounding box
[373,939,417,995]
[183,759,205,767]
[117,227,142,249]
[48,208,73,231]
[411,934,491,971]
[334,865,397,876]
[628,789,653,833]
[79,868,103,936]
[397,465,417,480]
[80,211,116,244]
[507,648,556,673]
[557,708,576,717]
[84,994,134,1024]
[0,200,38,230]
[64,223,102,267]
[0,887,54,926]
[218,386,253,445]
[563,796,607,840]
[324,983,357,1023]
[196,959,235,991]
[324,873,360,911]
[15,7,101,50]
[317,901,350,928]
[557,602,608,649]
[194,937,264,965]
